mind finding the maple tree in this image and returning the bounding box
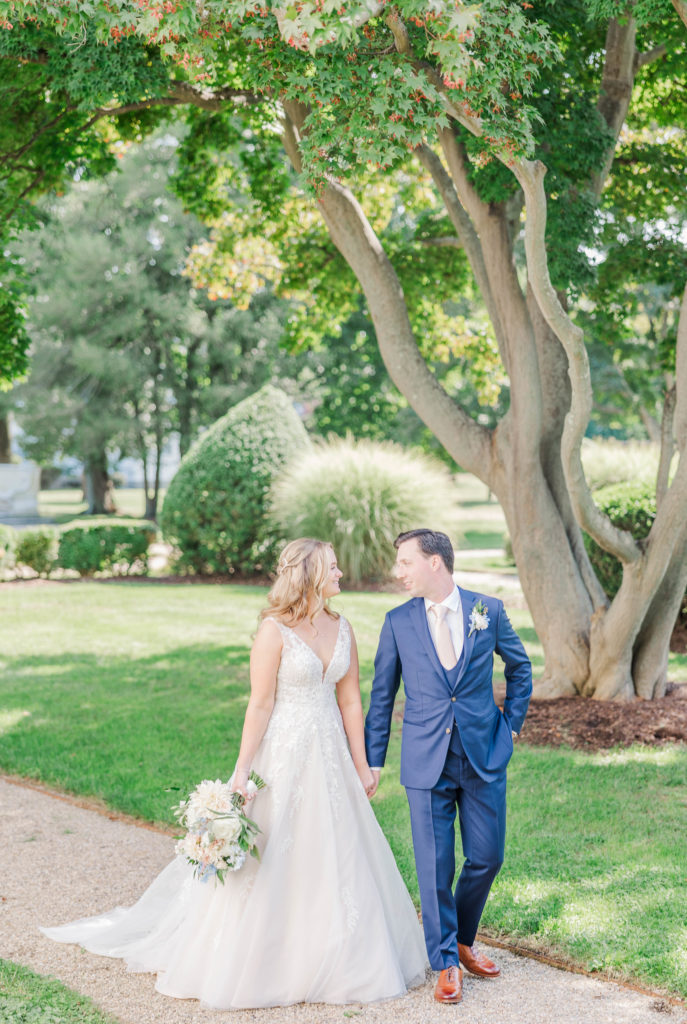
[1,1,686,699]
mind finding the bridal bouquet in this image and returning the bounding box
[174,772,266,884]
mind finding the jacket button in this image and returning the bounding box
[445,727,451,734]
[451,697,456,702]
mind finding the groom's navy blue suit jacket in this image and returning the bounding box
[365,589,532,788]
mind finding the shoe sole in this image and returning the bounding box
[459,962,500,978]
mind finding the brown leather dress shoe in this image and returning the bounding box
[458,943,500,977]
[434,965,463,1002]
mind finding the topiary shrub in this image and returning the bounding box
[57,519,157,576]
[160,385,310,575]
[270,436,460,583]
[584,482,656,599]
[0,524,17,572]
[15,527,58,576]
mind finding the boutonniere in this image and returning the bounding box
[468,600,490,637]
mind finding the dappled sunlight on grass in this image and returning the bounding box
[589,744,687,767]
[0,709,31,734]
[10,663,75,677]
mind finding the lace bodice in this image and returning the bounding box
[267,615,351,703]
[259,616,352,817]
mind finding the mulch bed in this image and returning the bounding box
[513,684,687,752]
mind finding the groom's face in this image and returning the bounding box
[394,539,439,598]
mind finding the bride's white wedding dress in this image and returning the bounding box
[41,615,428,1009]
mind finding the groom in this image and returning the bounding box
[365,529,532,1003]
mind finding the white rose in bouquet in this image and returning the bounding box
[211,813,243,843]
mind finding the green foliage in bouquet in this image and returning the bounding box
[584,482,656,599]
[15,527,58,577]
[160,385,309,576]
[271,436,460,584]
[57,519,157,577]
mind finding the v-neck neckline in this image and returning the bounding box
[286,616,343,679]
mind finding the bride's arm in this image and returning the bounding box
[231,619,282,798]
[336,629,375,797]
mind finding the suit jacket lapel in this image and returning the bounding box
[409,598,448,681]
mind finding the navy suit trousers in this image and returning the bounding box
[405,727,506,970]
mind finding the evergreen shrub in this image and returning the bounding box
[15,527,58,576]
[584,482,656,598]
[160,385,309,575]
[0,524,17,571]
[270,436,460,583]
[58,519,156,576]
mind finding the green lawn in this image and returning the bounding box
[38,488,164,523]
[0,959,118,1024]
[1,583,686,998]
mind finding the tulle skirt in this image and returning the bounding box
[41,698,427,1009]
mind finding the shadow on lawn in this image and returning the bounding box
[0,644,255,821]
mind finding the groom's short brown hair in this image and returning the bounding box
[394,529,454,574]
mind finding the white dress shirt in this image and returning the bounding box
[425,586,464,664]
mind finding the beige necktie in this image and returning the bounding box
[430,604,457,670]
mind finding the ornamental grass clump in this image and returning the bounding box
[161,385,309,576]
[271,437,460,584]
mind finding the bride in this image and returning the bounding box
[41,537,428,1009]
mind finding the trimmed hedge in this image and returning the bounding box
[16,527,58,577]
[270,436,460,583]
[584,482,656,598]
[57,519,157,576]
[160,385,309,575]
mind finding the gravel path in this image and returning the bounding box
[1,777,684,1024]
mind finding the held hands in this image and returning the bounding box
[358,766,380,799]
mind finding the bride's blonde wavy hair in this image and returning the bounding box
[260,538,338,626]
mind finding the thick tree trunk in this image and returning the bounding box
[632,522,687,698]
[178,397,192,458]
[84,453,108,515]
[145,443,162,520]
[144,489,157,520]
[0,415,11,463]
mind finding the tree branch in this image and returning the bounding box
[0,105,77,168]
[591,16,638,200]
[418,235,463,248]
[78,81,261,134]
[282,99,494,484]
[636,42,668,67]
[436,127,488,227]
[672,0,687,29]
[513,158,640,565]
[656,377,676,508]
[674,283,687,453]
[414,143,507,352]
[3,167,45,224]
